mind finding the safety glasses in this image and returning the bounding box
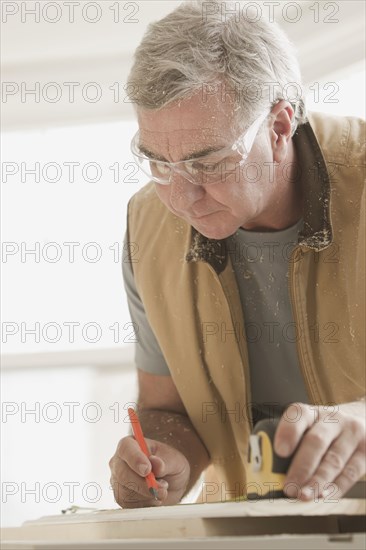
[130,110,270,185]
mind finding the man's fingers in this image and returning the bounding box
[277,405,365,500]
[109,435,191,508]
[111,437,169,507]
[301,432,356,498]
[110,454,146,497]
[274,403,317,457]
[116,436,153,477]
[118,479,168,508]
[329,450,366,499]
[284,421,342,491]
[149,454,166,477]
[110,454,168,507]
[150,447,188,482]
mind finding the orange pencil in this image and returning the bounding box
[128,407,159,500]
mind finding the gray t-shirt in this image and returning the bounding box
[227,219,309,418]
[122,219,308,419]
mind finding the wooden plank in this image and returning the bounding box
[1,533,366,550]
[2,499,365,543]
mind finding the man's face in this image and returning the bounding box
[137,91,278,239]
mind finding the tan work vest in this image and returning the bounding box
[126,112,365,500]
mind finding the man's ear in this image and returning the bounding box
[269,100,294,163]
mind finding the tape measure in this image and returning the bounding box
[246,416,295,500]
[246,416,365,501]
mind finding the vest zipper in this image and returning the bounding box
[208,264,254,432]
[288,246,317,405]
[236,319,254,431]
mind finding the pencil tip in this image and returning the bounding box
[149,487,158,500]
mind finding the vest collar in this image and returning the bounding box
[185,118,333,274]
[185,230,228,273]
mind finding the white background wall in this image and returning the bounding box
[1,0,365,527]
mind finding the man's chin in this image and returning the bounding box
[191,220,236,240]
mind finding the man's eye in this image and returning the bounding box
[151,161,170,176]
[191,162,221,174]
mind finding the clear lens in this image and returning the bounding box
[133,151,244,185]
[150,160,171,179]
[133,154,171,184]
[188,157,242,185]
[130,110,268,186]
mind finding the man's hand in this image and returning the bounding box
[109,435,191,508]
[274,402,366,501]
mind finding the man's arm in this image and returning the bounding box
[111,234,210,506]
[109,369,210,507]
[109,369,210,508]
[135,369,211,499]
[122,236,171,377]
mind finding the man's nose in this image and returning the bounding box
[168,172,205,213]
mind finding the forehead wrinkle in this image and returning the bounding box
[138,128,231,162]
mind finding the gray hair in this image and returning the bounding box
[127,0,307,135]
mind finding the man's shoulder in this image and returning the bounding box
[128,181,168,216]
[128,181,159,207]
[127,181,176,230]
[307,111,365,167]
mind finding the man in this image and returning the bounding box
[109,0,365,508]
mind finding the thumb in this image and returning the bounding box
[274,403,316,457]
